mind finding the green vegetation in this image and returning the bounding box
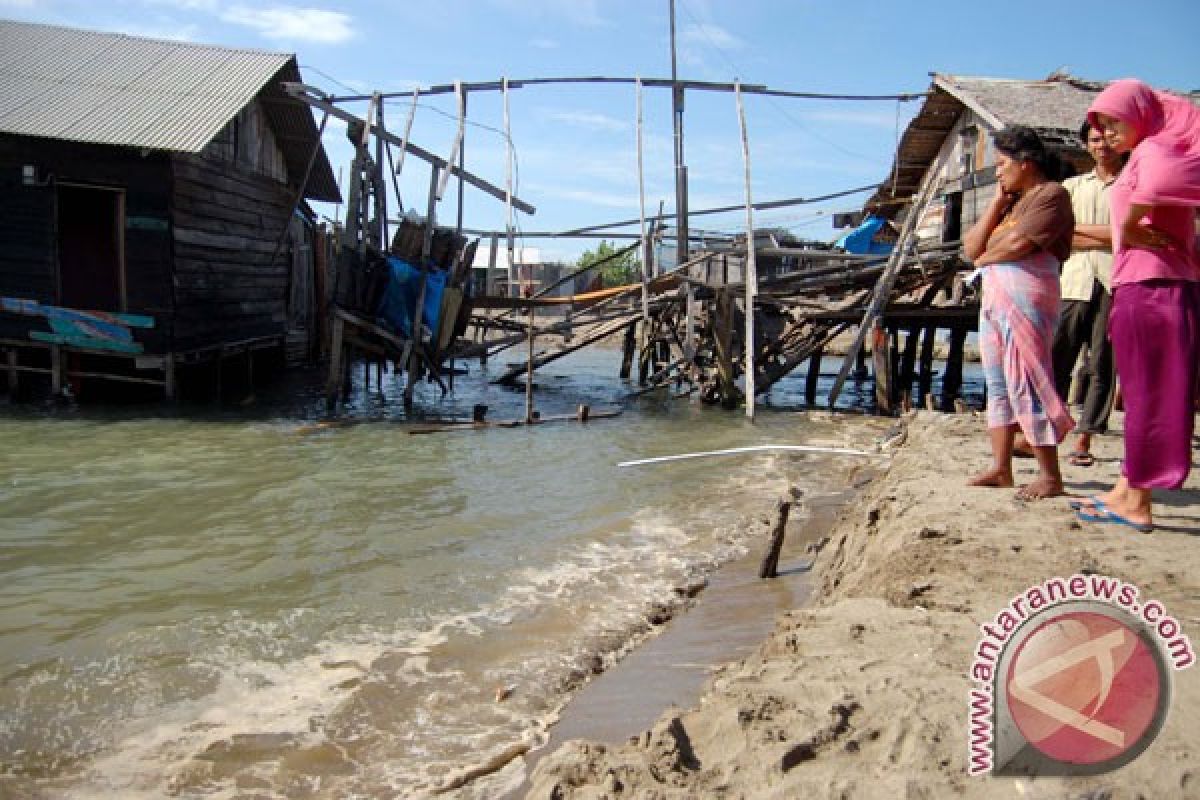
[577,240,641,287]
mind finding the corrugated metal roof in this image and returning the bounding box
[0,18,339,202]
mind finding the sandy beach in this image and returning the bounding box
[526,410,1200,799]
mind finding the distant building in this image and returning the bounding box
[0,19,340,399]
[469,244,570,297]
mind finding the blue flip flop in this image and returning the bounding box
[1075,501,1154,534]
[1068,495,1100,511]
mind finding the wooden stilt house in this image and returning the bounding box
[867,71,1200,243]
[0,19,340,400]
[866,72,1109,244]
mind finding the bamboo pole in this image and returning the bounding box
[636,77,650,325]
[524,302,535,423]
[394,88,419,183]
[503,77,515,296]
[735,81,758,419]
[437,82,466,201]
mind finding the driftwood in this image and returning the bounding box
[432,738,533,794]
[759,497,792,579]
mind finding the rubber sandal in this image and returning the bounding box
[1067,451,1095,467]
[1068,495,1100,511]
[1075,504,1154,534]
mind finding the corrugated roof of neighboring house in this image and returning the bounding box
[0,18,340,202]
[868,72,1199,215]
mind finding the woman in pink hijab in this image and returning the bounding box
[1075,79,1200,532]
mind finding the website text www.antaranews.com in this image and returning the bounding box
[967,573,1194,776]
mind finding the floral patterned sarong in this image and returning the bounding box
[979,252,1075,446]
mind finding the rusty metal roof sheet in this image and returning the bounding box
[0,18,339,202]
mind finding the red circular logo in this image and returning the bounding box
[1005,610,1164,766]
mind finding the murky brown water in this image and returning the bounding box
[0,350,898,798]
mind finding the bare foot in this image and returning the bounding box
[968,467,1014,488]
[1016,477,1065,500]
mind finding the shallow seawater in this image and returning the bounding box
[0,349,972,798]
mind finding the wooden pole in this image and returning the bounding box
[619,321,637,380]
[636,77,651,325]
[805,345,824,406]
[713,288,736,406]
[871,322,892,414]
[735,81,758,419]
[941,324,968,412]
[437,82,465,201]
[50,345,62,396]
[405,170,439,409]
[759,498,792,579]
[503,77,515,297]
[7,349,18,395]
[374,92,388,249]
[898,323,920,409]
[525,301,535,424]
[918,324,937,407]
[394,88,419,183]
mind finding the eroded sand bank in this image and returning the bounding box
[527,411,1200,799]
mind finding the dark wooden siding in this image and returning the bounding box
[170,153,295,351]
[0,135,172,349]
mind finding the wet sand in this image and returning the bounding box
[525,411,1200,798]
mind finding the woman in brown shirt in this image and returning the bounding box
[963,126,1076,500]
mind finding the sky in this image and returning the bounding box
[3,0,1199,262]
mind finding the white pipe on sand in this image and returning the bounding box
[617,444,870,468]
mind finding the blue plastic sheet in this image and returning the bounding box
[835,215,894,255]
[376,256,446,339]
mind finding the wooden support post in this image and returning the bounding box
[215,348,224,404]
[917,324,937,405]
[635,77,651,326]
[805,345,824,406]
[889,326,902,409]
[855,344,869,379]
[713,288,736,406]
[759,497,792,579]
[898,323,921,409]
[619,321,637,380]
[524,301,535,424]
[405,169,440,410]
[6,349,17,395]
[164,354,176,401]
[577,403,590,422]
[941,325,968,412]
[871,322,893,414]
[50,345,63,396]
[327,314,346,406]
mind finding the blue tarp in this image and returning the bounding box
[376,256,446,339]
[835,215,894,255]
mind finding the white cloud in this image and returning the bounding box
[544,110,628,133]
[0,0,38,8]
[679,22,743,51]
[530,37,559,50]
[220,5,355,44]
